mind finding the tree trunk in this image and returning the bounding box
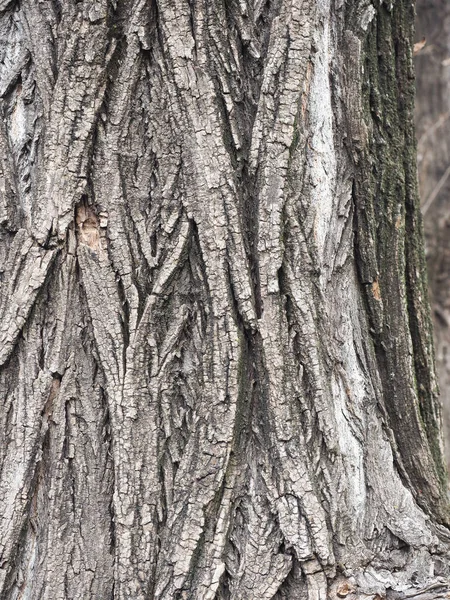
[415,0,450,473]
[0,1,449,598]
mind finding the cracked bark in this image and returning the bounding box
[0,0,449,599]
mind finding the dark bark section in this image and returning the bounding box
[348,0,447,519]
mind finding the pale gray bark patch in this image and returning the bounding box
[0,0,449,599]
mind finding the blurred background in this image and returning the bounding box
[415,1,450,473]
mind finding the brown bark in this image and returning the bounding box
[0,1,449,598]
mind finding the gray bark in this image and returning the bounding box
[0,1,449,599]
[415,0,450,473]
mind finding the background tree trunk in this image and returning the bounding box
[415,0,450,474]
[0,1,449,598]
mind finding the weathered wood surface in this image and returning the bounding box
[0,0,449,598]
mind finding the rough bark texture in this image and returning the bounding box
[415,0,450,473]
[0,1,449,599]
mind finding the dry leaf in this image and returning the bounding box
[337,582,356,598]
[414,38,426,55]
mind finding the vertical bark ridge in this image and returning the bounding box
[0,246,114,598]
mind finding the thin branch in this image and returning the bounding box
[422,164,450,215]
[417,111,450,152]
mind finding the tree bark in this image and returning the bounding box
[415,0,450,473]
[0,1,449,599]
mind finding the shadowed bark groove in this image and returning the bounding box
[0,0,449,599]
